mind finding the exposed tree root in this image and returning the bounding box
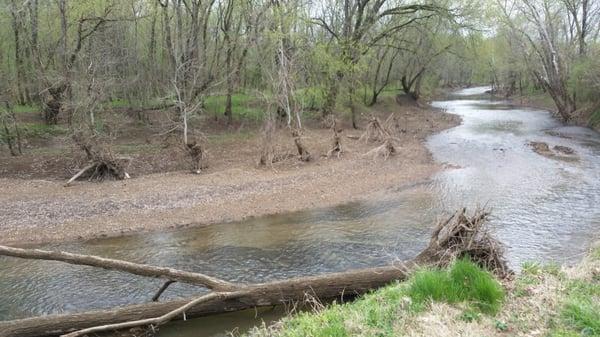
[416,207,512,279]
[292,129,311,162]
[383,113,405,136]
[364,138,397,160]
[359,116,391,143]
[184,141,208,174]
[66,133,130,186]
[326,121,343,159]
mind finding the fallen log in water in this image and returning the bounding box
[0,264,410,337]
[0,208,507,337]
[0,245,236,291]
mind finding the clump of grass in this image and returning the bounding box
[450,258,505,313]
[408,258,505,314]
[561,299,600,336]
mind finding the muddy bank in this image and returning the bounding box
[0,104,460,246]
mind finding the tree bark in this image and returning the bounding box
[0,264,410,337]
[0,245,236,291]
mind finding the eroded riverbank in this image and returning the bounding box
[0,103,459,246]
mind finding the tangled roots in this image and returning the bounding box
[359,117,391,143]
[185,141,208,174]
[417,207,512,278]
[67,133,129,185]
[364,138,397,160]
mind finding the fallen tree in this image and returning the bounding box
[0,208,508,337]
[0,264,411,337]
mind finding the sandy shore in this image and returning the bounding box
[0,104,460,245]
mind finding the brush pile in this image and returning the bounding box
[359,116,391,143]
[185,141,208,174]
[66,133,130,185]
[359,114,402,160]
[417,208,512,278]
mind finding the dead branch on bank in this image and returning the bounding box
[0,208,510,337]
[66,133,130,186]
[416,207,512,278]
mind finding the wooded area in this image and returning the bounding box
[1,0,598,179]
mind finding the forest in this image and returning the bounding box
[0,0,598,176]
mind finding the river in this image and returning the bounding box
[1,87,599,335]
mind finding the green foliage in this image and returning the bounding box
[19,123,67,139]
[408,269,462,305]
[561,299,600,336]
[296,87,326,111]
[12,104,40,114]
[204,94,263,121]
[408,258,505,314]
[450,258,505,314]
[495,320,509,331]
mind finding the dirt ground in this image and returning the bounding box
[0,98,460,245]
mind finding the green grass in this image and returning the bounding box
[19,123,68,138]
[561,299,600,336]
[247,259,504,337]
[409,258,505,314]
[12,104,40,114]
[204,94,263,121]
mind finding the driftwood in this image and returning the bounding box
[0,245,236,291]
[415,207,512,278]
[0,264,410,337]
[0,209,509,337]
[66,134,130,185]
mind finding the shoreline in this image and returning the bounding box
[0,104,461,246]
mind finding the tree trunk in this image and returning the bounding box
[0,245,236,291]
[0,264,410,337]
[322,72,343,118]
[224,37,234,124]
[10,0,27,105]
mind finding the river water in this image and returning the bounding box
[1,87,599,335]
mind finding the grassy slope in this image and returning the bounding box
[247,245,600,337]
